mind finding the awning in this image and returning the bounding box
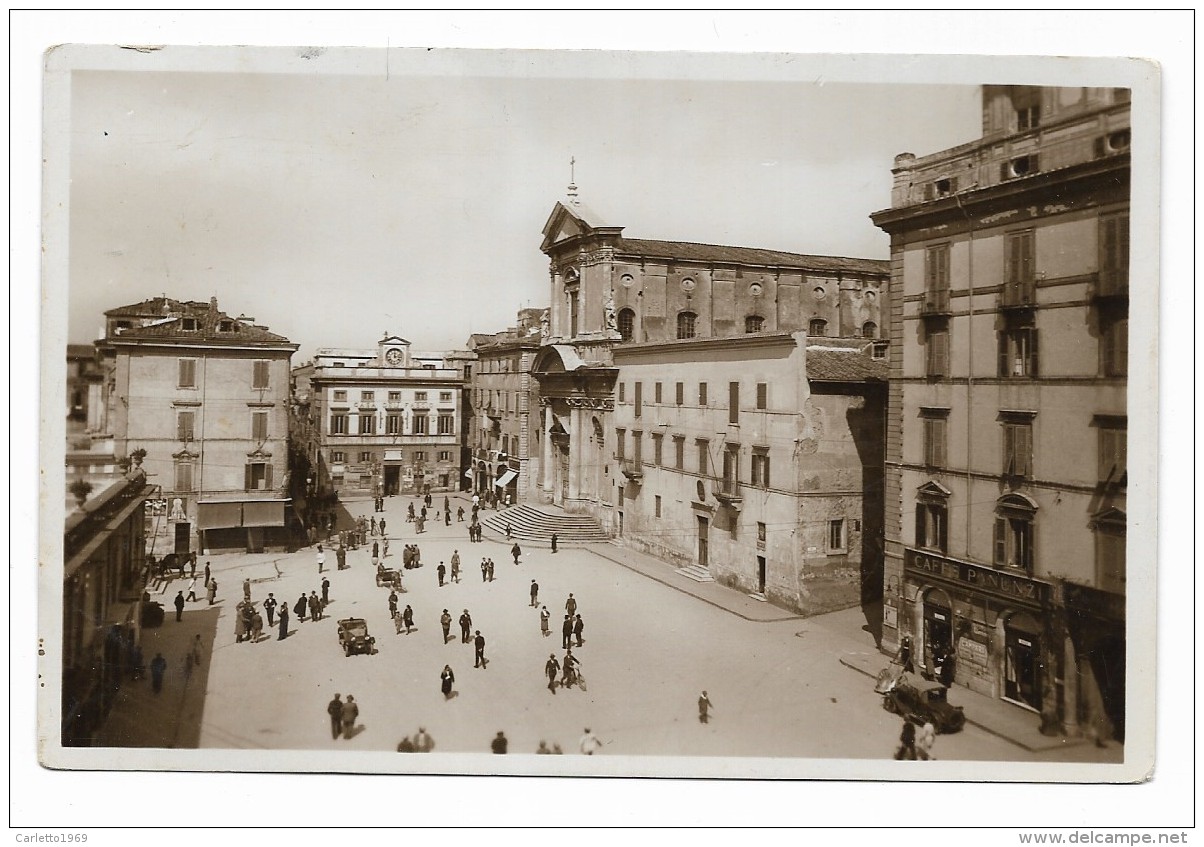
[243,500,286,527]
[494,469,518,488]
[197,501,243,530]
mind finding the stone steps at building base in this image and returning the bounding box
[675,565,716,583]
[748,592,768,602]
[480,504,609,544]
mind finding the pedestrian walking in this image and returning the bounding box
[263,593,277,627]
[440,664,455,699]
[243,578,252,601]
[380,518,386,536]
[189,552,197,578]
[450,550,461,583]
[402,604,414,635]
[207,578,217,605]
[530,580,539,607]
[388,590,399,619]
[459,610,472,643]
[473,631,487,668]
[511,542,521,565]
[316,544,326,574]
[186,577,199,602]
[545,653,560,693]
[321,577,330,607]
[382,537,389,559]
[372,540,380,561]
[308,591,322,622]
[438,562,446,587]
[565,593,577,617]
[573,614,584,647]
[540,606,550,637]
[204,561,211,586]
[487,559,495,582]
[445,510,451,527]
[491,731,508,754]
[250,611,264,642]
[341,695,359,739]
[370,516,377,536]
[506,523,513,540]
[150,653,167,693]
[579,728,601,755]
[561,649,580,687]
[173,591,186,622]
[241,602,255,640]
[917,722,937,761]
[698,691,713,724]
[561,615,573,649]
[457,506,464,522]
[277,603,289,640]
[440,609,452,643]
[443,495,449,513]
[295,593,308,622]
[480,559,488,582]
[337,544,347,570]
[895,720,917,760]
[551,533,558,553]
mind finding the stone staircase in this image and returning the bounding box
[480,504,609,545]
[674,564,715,583]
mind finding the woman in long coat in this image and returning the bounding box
[294,594,308,622]
[440,665,455,699]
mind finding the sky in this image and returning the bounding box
[65,53,983,357]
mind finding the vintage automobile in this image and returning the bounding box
[337,618,376,657]
[375,568,401,589]
[882,678,966,734]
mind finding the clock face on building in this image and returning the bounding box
[385,348,403,365]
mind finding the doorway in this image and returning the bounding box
[384,465,401,495]
[697,515,709,568]
[924,602,953,675]
[756,555,766,594]
[1004,617,1043,710]
[174,522,191,555]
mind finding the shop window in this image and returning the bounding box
[993,494,1037,572]
[617,308,635,342]
[745,315,764,333]
[676,311,697,340]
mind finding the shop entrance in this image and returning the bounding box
[924,601,953,675]
[384,465,401,496]
[174,522,191,555]
[1004,615,1043,710]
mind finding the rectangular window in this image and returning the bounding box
[386,415,402,435]
[994,516,1034,571]
[652,433,663,466]
[1005,230,1036,287]
[921,410,949,468]
[1101,312,1128,377]
[388,391,401,403]
[252,360,270,389]
[655,495,662,518]
[729,382,740,425]
[915,502,948,554]
[699,383,708,406]
[618,382,626,403]
[440,391,452,402]
[415,392,428,402]
[174,462,193,493]
[177,411,195,441]
[1098,419,1127,485]
[828,519,846,552]
[926,327,950,378]
[756,383,768,410]
[245,462,271,492]
[178,358,197,388]
[331,451,345,463]
[1099,213,1130,294]
[1096,526,1126,594]
[676,382,684,406]
[632,431,643,467]
[696,438,710,475]
[654,382,663,404]
[615,428,626,461]
[751,448,771,488]
[1002,421,1034,479]
[361,390,375,404]
[438,414,454,435]
[721,444,739,490]
[251,411,269,441]
[359,414,376,435]
[330,414,348,435]
[413,451,427,462]
[925,244,950,294]
[439,450,453,462]
[673,435,685,470]
[359,451,372,463]
[634,382,642,418]
[999,327,1039,378]
[412,414,428,435]
[333,390,348,402]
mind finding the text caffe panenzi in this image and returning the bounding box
[903,548,1051,609]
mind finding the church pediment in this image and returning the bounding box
[541,201,623,253]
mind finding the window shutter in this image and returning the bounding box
[1018,425,1032,477]
[634,382,642,418]
[915,505,927,547]
[757,383,768,410]
[245,464,253,491]
[1027,328,1039,376]
[265,464,274,491]
[993,518,1007,565]
[998,332,1009,377]
[729,382,739,425]
[676,383,684,405]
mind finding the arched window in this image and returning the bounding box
[617,308,635,342]
[677,311,697,340]
[809,318,828,337]
[862,321,878,338]
[744,315,764,333]
[994,493,1038,572]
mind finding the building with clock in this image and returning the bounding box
[297,334,464,500]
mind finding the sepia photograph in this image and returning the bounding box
[16,10,1193,834]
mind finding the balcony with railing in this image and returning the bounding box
[620,458,644,482]
[999,278,1037,309]
[919,288,951,316]
[713,476,743,508]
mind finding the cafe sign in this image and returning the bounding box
[904,548,1051,608]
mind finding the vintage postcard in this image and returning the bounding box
[34,38,1166,814]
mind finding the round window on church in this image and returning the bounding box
[620,273,635,288]
[681,277,696,293]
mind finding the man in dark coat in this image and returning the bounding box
[511,543,521,565]
[263,593,277,627]
[321,578,330,607]
[437,562,446,587]
[150,653,167,693]
[388,590,399,619]
[474,631,487,668]
[530,579,539,607]
[341,695,359,739]
[174,591,186,622]
[277,602,289,640]
[295,593,308,622]
[337,544,347,570]
[440,609,452,643]
[545,653,560,693]
[459,610,472,643]
[573,614,584,647]
[491,731,508,754]
[562,615,573,649]
[327,694,344,740]
[566,593,577,617]
[551,533,558,554]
